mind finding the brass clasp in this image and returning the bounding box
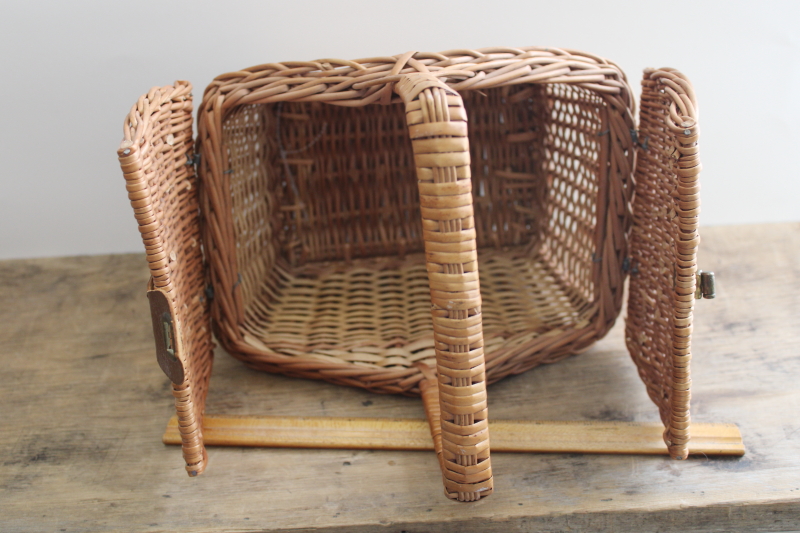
[161,312,177,361]
[695,270,716,299]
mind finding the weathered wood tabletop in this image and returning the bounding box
[1,222,799,532]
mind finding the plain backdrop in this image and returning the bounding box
[1,0,798,259]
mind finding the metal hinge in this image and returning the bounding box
[695,271,716,299]
[630,129,649,151]
[204,284,215,302]
[186,152,201,167]
[161,312,178,362]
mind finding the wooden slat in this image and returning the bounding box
[164,416,745,456]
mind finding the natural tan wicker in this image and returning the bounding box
[116,47,702,501]
[625,68,701,460]
[119,82,213,477]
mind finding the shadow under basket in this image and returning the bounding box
[117,47,706,501]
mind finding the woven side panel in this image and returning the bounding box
[222,105,281,313]
[466,86,549,251]
[539,84,605,306]
[626,69,701,460]
[538,83,635,331]
[222,86,548,271]
[117,82,214,475]
[396,73,492,502]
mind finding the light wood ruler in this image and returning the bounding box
[163,416,744,456]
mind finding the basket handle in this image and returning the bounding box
[395,73,492,501]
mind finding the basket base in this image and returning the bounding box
[232,246,598,393]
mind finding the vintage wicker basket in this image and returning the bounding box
[117,47,704,501]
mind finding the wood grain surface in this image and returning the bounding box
[162,416,744,456]
[1,222,799,532]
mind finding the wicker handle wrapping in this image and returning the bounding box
[117,82,214,476]
[626,68,701,460]
[395,72,493,501]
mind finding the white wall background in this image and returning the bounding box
[1,0,798,259]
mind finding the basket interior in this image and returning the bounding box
[221,82,607,374]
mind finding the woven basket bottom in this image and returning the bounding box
[231,246,595,393]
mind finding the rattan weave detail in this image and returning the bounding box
[197,48,635,397]
[116,47,703,499]
[235,248,588,391]
[117,83,214,475]
[625,68,701,460]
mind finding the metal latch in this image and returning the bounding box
[147,289,186,384]
[161,312,177,361]
[695,271,716,299]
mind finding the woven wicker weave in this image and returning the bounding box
[118,83,212,476]
[116,47,701,500]
[625,68,701,460]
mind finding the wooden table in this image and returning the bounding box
[1,223,799,532]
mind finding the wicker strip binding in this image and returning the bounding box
[626,68,701,459]
[394,70,492,500]
[117,83,214,475]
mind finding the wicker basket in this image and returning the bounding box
[117,47,702,501]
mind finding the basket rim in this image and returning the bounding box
[200,46,635,114]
